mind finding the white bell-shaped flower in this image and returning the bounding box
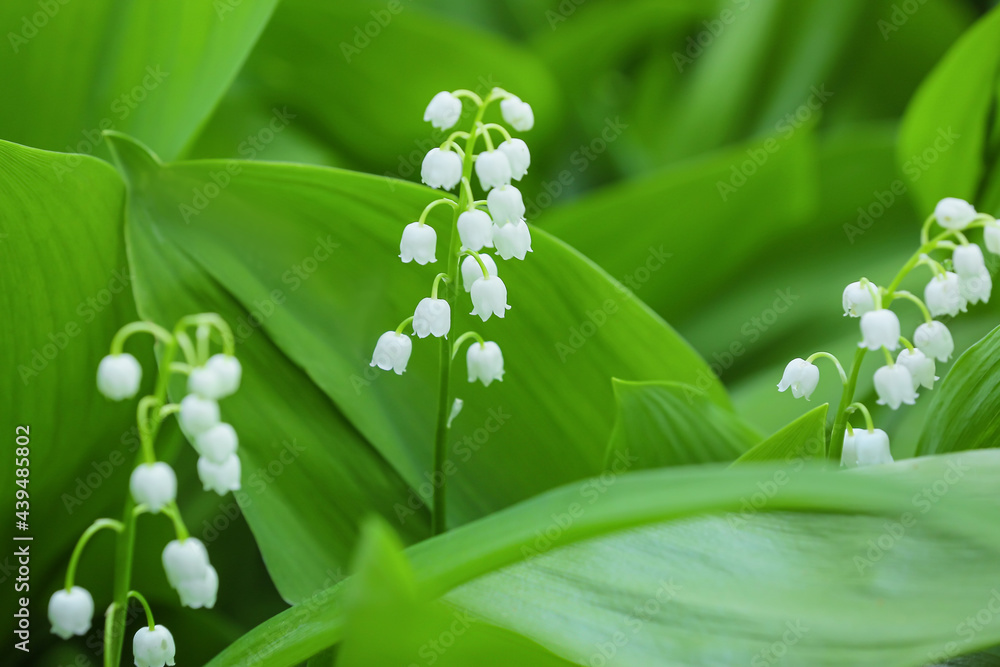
[413,297,451,338]
[858,309,900,351]
[500,94,534,131]
[48,586,94,639]
[841,430,859,468]
[985,223,1000,255]
[162,538,217,608]
[959,267,992,305]
[423,91,462,130]
[197,454,241,495]
[896,348,937,390]
[925,271,967,317]
[399,222,437,265]
[461,253,497,293]
[194,423,238,464]
[470,275,511,321]
[370,331,412,375]
[188,364,227,400]
[97,353,142,401]
[914,321,954,362]
[133,624,176,667]
[178,394,220,435]
[475,151,511,191]
[467,341,505,386]
[497,138,530,180]
[421,148,462,190]
[776,358,820,400]
[457,209,494,251]
[843,429,893,467]
[492,220,533,260]
[874,364,917,410]
[952,243,986,278]
[129,462,177,512]
[486,184,525,226]
[205,354,241,398]
[842,281,876,318]
[934,197,977,230]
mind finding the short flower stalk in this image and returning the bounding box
[777,198,997,466]
[372,86,534,534]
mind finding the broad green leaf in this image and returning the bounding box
[105,132,724,601]
[733,404,827,464]
[207,450,1000,667]
[606,380,759,469]
[0,0,278,160]
[916,324,1000,456]
[898,5,1000,214]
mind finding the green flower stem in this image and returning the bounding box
[65,519,124,591]
[126,590,156,631]
[891,290,933,323]
[451,331,485,360]
[828,347,867,462]
[882,347,894,365]
[175,313,236,355]
[196,324,211,365]
[479,122,511,143]
[395,316,414,336]
[109,321,173,355]
[431,97,491,536]
[419,198,459,224]
[846,402,875,432]
[804,351,848,384]
[460,249,490,279]
[175,330,198,365]
[431,273,449,299]
[162,502,190,540]
[899,336,915,352]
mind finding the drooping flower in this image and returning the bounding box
[461,254,497,293]
[421,148,463,190]
[48,586,94,639]
[858,309,900,351]
[984,223,1000,255]
[896,348,937,390]
[873,364,917,410]
[370,331,412,375]
[842,281,876,318]
[399,222,437,265]
[500,94,534,132]
[194,423,238,464]
[486,184,525,226]
[178,394,220,435]
[205,353,242,398]
[776,358,820,400]
[497,138,530,180]
[413,297,451,338]
[914,321,954,362]
[96,353,142,401]
[959,268,992,305]
[467,341,505,386]
[934,197,977,230]
[952,243,986,278]
[423,91,462,130]
[475,151,512,191]
[162,538,217,609]
[133,624,176,667]
[470,275,511,321]
[492,220,532,260]
[129,462,177,512]
[197,454,241,495]
[924,271,967,317]
[457,209,494,251]
[842,429,893,468]
[188,365,224,400]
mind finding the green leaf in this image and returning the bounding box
[0,0,278,160]
[733,404,827,464]
[917,324,1000,456]
[207,450,1000,667]
[104,132,724,602]
[606,380,759,469]
[898,5,1000,214]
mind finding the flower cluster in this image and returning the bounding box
[372,87,535,387]
[50,315,242,667]
[778,197,997,467]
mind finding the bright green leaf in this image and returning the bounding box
[733,404,827,464]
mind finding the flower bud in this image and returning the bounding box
[133,624,176,667]
[952,243,986,278]
[934,197,977,230]
[842,281,876,318]
[497,138,530,180]
[924,272,967,317]
[178,394,220,435]
[842,429,893,467]
[914,321,954,362]
[205,354,241,398]
[776,358,820,400]
[129,462,177,512]
[470,275,511,321]
[500,95,534,132]
[421,148,462,190]
[423,91,462,130]
[475,151,511,191]
[162,538,217,609]
[492,220,533,260]
[370,331,412,375]
[467,341,505,386]
[461,254,497,293]
[858,309,900,351]
[48,586,94,639]
[457,209,494,252]
[194,423,238,464]
[97,353,142,401]
[412,297,451,338]
[399,222,437,265]
[486,184,525,226]
[197,454,241,495]
[874,364,917,410]
[187,365,225,400]
[984,223,1000,255]
[896,348,937,390]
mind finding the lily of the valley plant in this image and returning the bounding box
[370,86,534,534]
